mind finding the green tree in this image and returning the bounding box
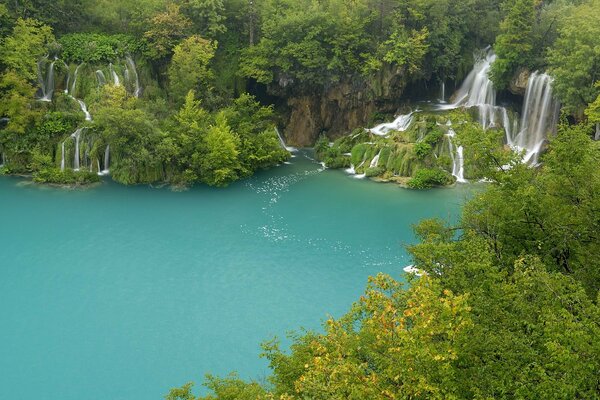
[548,0,600,116]
[180,0,227,39]
[168,35,217,104]
[199,113,241,186]
[490,0,536,89]
[144,3,193,60]
[0,18,55,81]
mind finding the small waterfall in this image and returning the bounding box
[0,151,5,167]
[99,145,110,175]
[37,58,56,101]
[125,56,141,97]
[60,142,66,171]
[447,129,467,183]
[369,149,382,168]
[71,128,83,171]
[345,164,356,174]
[96,70,107,86]
[64,63,71,94]
[511,72,560,164]
[370,112,415,136]
[77,99,92,121]
[70,64,83,95]
[439,81,446,103]
[275,127,298,152]
[109,63,120,86]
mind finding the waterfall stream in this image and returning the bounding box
[510,72,560,164]
[275,127,298,152]
[370,112,415,136]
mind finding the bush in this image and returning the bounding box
[33,167,101,185]
[365,166,384,177]
[414,142,432,159]
[59,33,145,63]
[407,168,454,189]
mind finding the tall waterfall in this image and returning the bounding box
[69,64,83,95]
[510,72,560,164]
[125,56,141,97]
[370,112,415,136]
[449,49,497,128]
[37,58,56,101]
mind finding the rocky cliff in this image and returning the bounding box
[277,66,408,147]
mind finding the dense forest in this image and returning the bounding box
[1,0,600,398]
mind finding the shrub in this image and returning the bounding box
[407,168,453,189]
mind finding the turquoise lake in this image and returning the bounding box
[0,152,471,399]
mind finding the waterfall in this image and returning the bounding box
[64,63,71,94]
[96,70,107,86]
[60,142,65,171]
[125,56,141,97]
[370,150,382,168]
[370,112,415,136]
[439,81,446,103]
[275,127,298,152]
[77,99,92,121]
[0,151,5,167]
[71,128,83,171]
[109,63,120,86]
[511,72,560,164]
[37,58,56,101]
[345,164,356,174]
[70,64,83,95]
[446,129,467,183]
[100,145,110,175]
[437,48,506,130]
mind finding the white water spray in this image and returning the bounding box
[370,112,415,136]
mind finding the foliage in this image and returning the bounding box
[407,168,454,189]
[490,0,536,89]
[548,0,600,116]
[143,3,193,60]
[168,36,217,105]
[59,33,145,63]
[0,18,55,81]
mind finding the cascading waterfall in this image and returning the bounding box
[37,58,56,101]
[510,72,560,164]
[370,112,415,136]
[77,99,92,121]
[125,56,141,97]
[275,127,298,152]
[64,63,71,95]
[447,49,497,128]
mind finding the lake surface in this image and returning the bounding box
[0,152,470,399]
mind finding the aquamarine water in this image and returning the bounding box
[0,153,470,399]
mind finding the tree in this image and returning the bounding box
[0,18,55,81]
[143,3,192,60]
[548,0,600,116]
[490,0,536,89]
[168,35,216,104]
[199,113,241,186]
[180,0,227,39]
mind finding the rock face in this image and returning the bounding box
[279,66,408,146]
[509,68,530,96]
